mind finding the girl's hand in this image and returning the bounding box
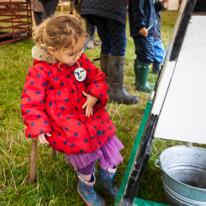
[36,133,51,144]
[82,91,98,117]
[139,28,148,37]
[161,0,169,7]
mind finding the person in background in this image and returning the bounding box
[39,0,59,18]
[152,9,165,74]
[81,0,139,104]
[129,0,169,93]
[84,21,96,50]
[31,0,46,26]
[21,14,124,206]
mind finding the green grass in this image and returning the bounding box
[1,10,202,206]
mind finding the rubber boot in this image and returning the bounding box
[96,164,119,199]
[152,59,161,74]
[100,54,110,85]
[77,173,106,206]
[108,56,139,104]
[134,59,153,93]
[100,54,127,92]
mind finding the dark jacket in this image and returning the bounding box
[129,0,164,37]
[154,12,161,41]
[81,0,127,26]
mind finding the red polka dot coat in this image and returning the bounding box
[21,46,116,154]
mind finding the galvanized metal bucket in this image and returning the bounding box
[155,146,206,206]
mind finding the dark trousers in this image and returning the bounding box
[89,15,126,56]
[133,35,155,64]
[42,0,59,18]
[34,12,46,26]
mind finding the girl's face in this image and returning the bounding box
[49,38,85,66]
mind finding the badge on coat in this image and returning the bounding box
[74,67,86,81]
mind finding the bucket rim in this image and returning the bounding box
[159,145,206,192]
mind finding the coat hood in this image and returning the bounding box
[32,44,57,64]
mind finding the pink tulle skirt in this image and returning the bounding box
[65,135,124,170]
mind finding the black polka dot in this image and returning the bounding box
[40,130,44,134]
[64,141,67,145]
[97,130,102,136]
[53,141,57,145]
[71,143,75,147]
[74,132,78,136]
[80,149,84,153]
[84,138,88,143]
[31,122,34,126]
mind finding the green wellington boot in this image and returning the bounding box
[134,59,153,93]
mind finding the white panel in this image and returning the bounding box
[151,61,175,115]
[154,16,206,144]
[167,0,179,10]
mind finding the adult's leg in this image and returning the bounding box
[91,15,112,55]
[42,0,59,18]
[34,12,42,26]
[90,15,112,86]
[104,19,139,104]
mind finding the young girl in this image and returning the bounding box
[21,14,124,206]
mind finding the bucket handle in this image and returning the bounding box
[155,159,161,169]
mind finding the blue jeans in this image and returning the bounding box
[89,15,126,56]
[133,35,155,64]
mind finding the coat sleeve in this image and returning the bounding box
[81,54,108,107]
[131,0,147,31]
[21,64,52,138]
[154,2,164,13]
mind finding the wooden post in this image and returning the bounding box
[30,139,37,184]
[61,0,63,14]
[31,11,36,30]
[52,148,57,158]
